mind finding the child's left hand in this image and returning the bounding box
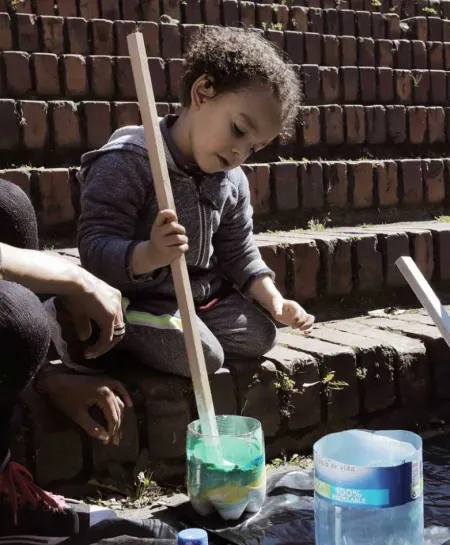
[270,298,315,333]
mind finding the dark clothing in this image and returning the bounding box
[0,178,50,462]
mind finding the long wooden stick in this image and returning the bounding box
[396,256,450,348]
[127,32,221,452]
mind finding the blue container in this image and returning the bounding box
[314,430,423,545]
[177,528,208,545]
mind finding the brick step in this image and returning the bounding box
[1,99,449,162]
[0,6,405,42]
[2,159,448,233]
[3,50,450,108]
[3,0,447,22]
[1,12,448,69]
[402,15,450,42]
[11,302,450,488]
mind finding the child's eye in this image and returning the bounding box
[233,123,245,137]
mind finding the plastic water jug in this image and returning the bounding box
[314,429,423,544]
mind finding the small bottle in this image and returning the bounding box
[177,528,208,545]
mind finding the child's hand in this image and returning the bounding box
[147,209,189,269]
[270,298,315,333]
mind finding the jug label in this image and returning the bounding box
[314,454,423,509]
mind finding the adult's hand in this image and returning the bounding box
[37,366,133,446]
[61,272,125,360]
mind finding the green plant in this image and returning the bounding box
[304,371,349,391]
[277,155,297,162]
[423,6,438,15]
[307,218,328,231]
[356,367,368,380]
[372,0,382,7]
[271,22,284,30]
[389,5,398,11]
[437,215,450,223]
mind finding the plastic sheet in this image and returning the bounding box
[62,434,450,544]
[172,433,450,545]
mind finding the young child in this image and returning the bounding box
[77,27,314,377]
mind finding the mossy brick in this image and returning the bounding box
[359,66,376,103]
[0,100,19,150]
[112,101,141,129]
[428,42,444,70]
[412,40,427,69]
[423,158,445,204]
[324,8,339,36]
[355,11,371,38]
[395,70,413,104]
[305,33,321,64]
[291,238,321,302]
[358,37,375,66]
[122,0,142,21]
[377,160,399,207]
[323,35,340,67]
[395,39,412,69]
[386,105,406,143]
[299,161,324,210]
[350,161,373,209]
[312,324,395,413]
[16,14,39,52]
[0,13,12,51]
[328,319,428,407]
[83,101,112,149]
[66,17,89,55]
[278,331,358,423]
[2,52,31,96]
[427,107,445,144]
[354,234,383,292]
[142,0,160,22]
[257,242,287,297]
[36,168,75,225]
[321,67,340,103]
[273,162,299,211]
[114,20,139,56]
[62,55,88,97]
[100,0,120,20]
[40,16,64,54]
[21,100,48,149]
[255,3,272,27]
[324,161,348,208]
[91,19,114,55]
[412,70,430,104]
[324,105,344,145]
[89,56,114,99]
[340,9,355,36]
[371,13,385,40]
[33,53,60,96]
[50,101,81,148]
[341,66,359,102]
[377,39,394,68]
[239,1,255,28]
[408,106,426,145]
[378,67,394,103]
[301,64,320,102]
[79,0,99,19]
[315,235,353,296]
[302,106,321,146]
[341,36,357,66]
[265,344,321,431]
[366,105,387,145]
[161,23,181,58]
[308,8,323,34]
[399,158,423,204]
[242,164,271,215]
[430,71,446,105]
[345,105,366,144]
[227,360,280,437]
[138,374,192,458]
[285,31,304,64]
[140,21,160,56]
[291,6,308,32]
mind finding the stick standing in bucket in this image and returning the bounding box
[127,32,222,460]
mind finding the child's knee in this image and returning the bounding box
[249,314,277,357]
[203,339,225,375]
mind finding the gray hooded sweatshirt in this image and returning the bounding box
[77,116,273,309]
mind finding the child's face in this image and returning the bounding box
[189,79,282,173]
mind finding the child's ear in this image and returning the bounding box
[191,75,216,108]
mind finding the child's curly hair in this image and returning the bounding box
[181,27,302,143]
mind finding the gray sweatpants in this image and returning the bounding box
[120,290,277,377]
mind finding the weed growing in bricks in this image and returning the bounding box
[410,73,423,87]
[275,370,298,419]
[423,6,438,15]
[356,367,368,380]
[437,215,450,222]
[278,156,297,162]
[267,453,312,470]
[371,0,382,7]
[307,218,329,231]
[389,5,399,11]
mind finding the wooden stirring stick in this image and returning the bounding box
[127,32,223,463]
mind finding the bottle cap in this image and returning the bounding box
[177,528,208,545]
